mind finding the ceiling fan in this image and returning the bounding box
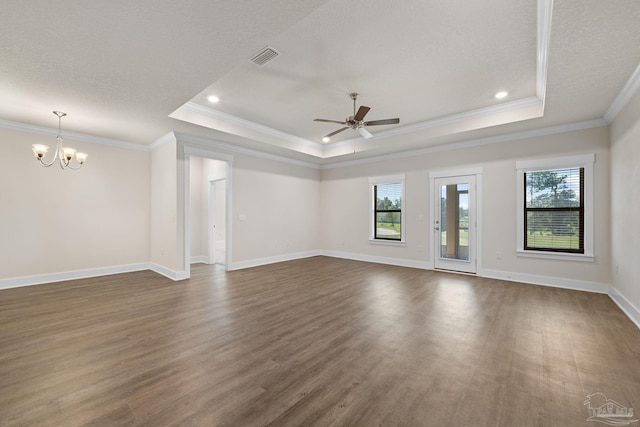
[314,93,400,142]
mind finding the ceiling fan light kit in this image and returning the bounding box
[314,92,400,142]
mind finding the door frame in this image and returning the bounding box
[183,146,233,275]
[429,167,482,273]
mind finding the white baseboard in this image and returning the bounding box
[321,250,434,270]
[318,259,638,329]
[0,262,192,289]
[149,263,189,281]
[609,286,640,329]
[0,263,150,290]
[190,256,210,264]
[476,268,640,330]
[477,268,610,294]
[228,250,322,271]
[1,254,638,331]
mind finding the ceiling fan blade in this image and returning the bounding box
[357,127,373,139]
[353,106,371,121]
[364,118,400,126]
[325,127,350,138]
[314,118,347,125]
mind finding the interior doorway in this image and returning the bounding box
[209,179,226,265]
[432,173,479,274]
[186,150,231,274]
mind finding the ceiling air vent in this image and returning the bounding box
[250,46,280,67]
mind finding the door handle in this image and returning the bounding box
[434,226,440,230]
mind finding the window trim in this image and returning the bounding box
[369,175,406,245]
[523,167,584,253]
[516,154,595,262]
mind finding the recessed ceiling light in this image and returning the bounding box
[322,136,330,143]
[207,95,220,104]
[495,91,508,99]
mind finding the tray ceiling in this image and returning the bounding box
[1,0,640,164]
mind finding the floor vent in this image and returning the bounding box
[250,46,280,67]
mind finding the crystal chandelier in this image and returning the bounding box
[32,111,88,169]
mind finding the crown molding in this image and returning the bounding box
[1,115,607,171]
[179,92,543,159]
[537,0,553,106]
[177,117,606,171]
[331,0,553,150]
[148,132,177,150]
[9,0,633,171]
[183,145,234,164]
[329,96,542,149]
[604,61,640,123]
[0,117,146,151]
[321,118,607,170]
[182,102,321,150]
[174,132,321,169]
[172,0,553,159]
[180,94,543,157]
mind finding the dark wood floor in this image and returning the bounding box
[1,257,639,426]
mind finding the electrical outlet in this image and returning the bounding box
[496,251,502,259]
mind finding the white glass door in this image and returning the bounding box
[434,175,476,273]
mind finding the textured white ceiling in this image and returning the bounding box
[191,0,537,139]
[1,0,639,163]
[0,0,329,142]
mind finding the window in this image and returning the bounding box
[516,154,594,261]
[524,167,584,252]
[369,175,405,244]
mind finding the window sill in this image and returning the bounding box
[369,239,406,247]
[516,250,594,262]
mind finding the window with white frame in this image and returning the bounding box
[516,154,594,261]
[369,175,405,243]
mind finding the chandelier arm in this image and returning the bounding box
[36,143,60,167]
[57,136,70,169]
[65,159,83,170]
[37,156,58,167]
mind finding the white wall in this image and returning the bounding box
[2,117,638,327]
[320,168,430,265]
[610,88,640,320]
[232,154,321,264]
[177,136,322,270]
[321,126,611,286]
[0,127,150,284]
[150,136,178,272]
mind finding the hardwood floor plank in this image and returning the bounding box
[1,257,639,426]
